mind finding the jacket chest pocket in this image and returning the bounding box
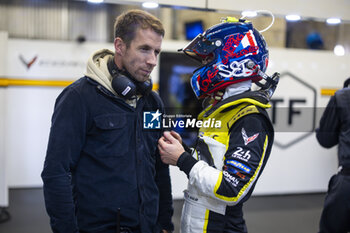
[90,113,132,157]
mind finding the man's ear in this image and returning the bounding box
[114,37,126,56]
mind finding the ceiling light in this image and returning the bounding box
[87,0,104,3]
[285,14,301,21]
[334,45,345,56]
[241,11,257,18]
[142,2,159,8]
[326,17,341,25]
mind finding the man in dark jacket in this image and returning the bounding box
[41,10,174,233]
[316,78,350,233]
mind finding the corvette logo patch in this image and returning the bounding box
[241,128,259,145]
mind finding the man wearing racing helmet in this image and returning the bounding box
[158,16,279,232]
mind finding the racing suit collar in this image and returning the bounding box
[199,90,271,119]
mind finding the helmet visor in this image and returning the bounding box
[181,33,217,64]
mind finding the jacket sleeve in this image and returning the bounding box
[316,95,340,148]
[41,87,87,233]
[185,114,271,206]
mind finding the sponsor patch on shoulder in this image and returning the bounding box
[241,128,259,145]
[222,171,239,187]
[226,159,251,173]
[224,166,246,179]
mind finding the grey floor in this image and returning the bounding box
[0,188,325,233]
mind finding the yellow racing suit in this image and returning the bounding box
[176,91,274,233]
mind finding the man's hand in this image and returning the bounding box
[158,131,185,166]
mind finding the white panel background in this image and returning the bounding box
[7,39,113,80]
[249,48,349,195]
[2,39,350,199]
[0,31,9,206]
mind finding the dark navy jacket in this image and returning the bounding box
[42,77,173,233]
[316,87,350,168]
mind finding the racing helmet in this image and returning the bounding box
[182,17,269,98]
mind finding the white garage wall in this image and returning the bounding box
[4,39,113,187]
[0,31,9,207]
[253,48,348,195]
[1,38,350,199]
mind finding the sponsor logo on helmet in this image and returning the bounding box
[217,59,256,78]
[222,30,259,64]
